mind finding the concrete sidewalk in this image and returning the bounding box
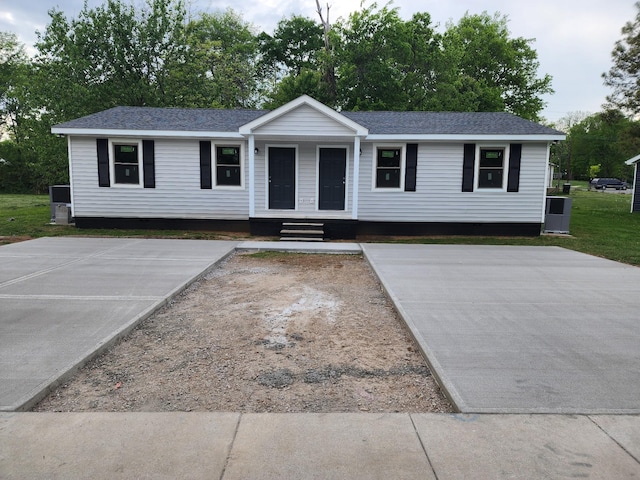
[2,412,639,479]
[0,238,237,411]
[362,244,640,414]
[2,238,640,478]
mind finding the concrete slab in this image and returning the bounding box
[238,241,362,254]
[223,413,434,480]
[590,415,640,463]
[0,238,237,411]
[0,412,239,480]
[412,413,640,479]
[362,244,640,413]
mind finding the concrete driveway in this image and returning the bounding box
[3,239,640,414]
[0,237,237,411]
[363,244,640,414]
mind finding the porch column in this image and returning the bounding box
[352,136,361,220]
[248,134,255,218]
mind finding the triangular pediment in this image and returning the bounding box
[239,95,368,137]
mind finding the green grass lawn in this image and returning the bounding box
[1,191,639,266]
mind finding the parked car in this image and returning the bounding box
[589,178,628,190]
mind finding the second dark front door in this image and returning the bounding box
[269,147,296,210]
[319,148,346,211]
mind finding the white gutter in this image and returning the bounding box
[51,128,245,139]
[365,134,566,142]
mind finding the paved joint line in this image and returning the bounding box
[0,239,145,290]
[587,416,640,466]
[409,414,439,480]
[219,413,242,480]
[0,294,164,301]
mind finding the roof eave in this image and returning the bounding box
[365,134,566,141]
[625,153,640,165]
[51,127,244,139]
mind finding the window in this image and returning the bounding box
[375,147,403,189]
[477,148,505,189]
[112,142,141,185]
[215,145,241,187]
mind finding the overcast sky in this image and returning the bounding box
[0,0,637,122]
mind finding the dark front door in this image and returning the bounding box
[319,148,346,211]
[269,147,296,210]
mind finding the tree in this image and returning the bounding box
[259,15,330,107]
[440,12,553,120]
[32,0,191,118]
[334,4,436,110]
[0,32,28,132]
[260,15,324,76]
[569,110,636,180]
[603,2,640,116]
[186,9,261,108]
[15,0,195,189]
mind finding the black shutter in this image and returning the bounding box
[462,143,475,192]
[405,143,418,192]
[96,138,110,187]
[199,141,212,189]
[142,140,155,188]
[507,144,522,192]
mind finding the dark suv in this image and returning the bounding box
[589,178,628,190]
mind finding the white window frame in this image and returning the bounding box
[372,144,405,191]
[315,145,350,212]
[213,143,244,190]
[108,138,143,188]
[475,144,510,191]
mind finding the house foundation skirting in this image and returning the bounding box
[73,217,251,233]
[73,217,541,238]
[356,221,542,237]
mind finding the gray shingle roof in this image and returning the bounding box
[53,106,564,136]
[342,111,563,136]
[54,106,268,132]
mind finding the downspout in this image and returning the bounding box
[541,142,551,222]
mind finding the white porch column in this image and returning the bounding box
[352,136,361,220]
[248,134,255,218]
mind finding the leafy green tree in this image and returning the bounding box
[32,0,190,118]
[334,3,424,110]
[569,110,636,180]
[186,10,261,108]
[15,0,197,189]
[259,15,332,107]
[260,16,324,76]
[440,12,553,120]
[0,32,28,132]
[603,2,640,116]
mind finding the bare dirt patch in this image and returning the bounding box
[34,252,452,413]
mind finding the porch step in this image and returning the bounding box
[280,222,325,241]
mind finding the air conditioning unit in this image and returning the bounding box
[49,185,72,224]
[544,197,572,234]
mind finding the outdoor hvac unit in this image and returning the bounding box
[544,196,572,234]
[49,185,72,224]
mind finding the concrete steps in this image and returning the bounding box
[280,222,324,242]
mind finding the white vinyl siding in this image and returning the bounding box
[69,137,249,219]
[251,104,357,137]
[253,141,354,218]
[357,142,548,223]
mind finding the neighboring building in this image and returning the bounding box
[51,95,565,238]
[625,154,640,213]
